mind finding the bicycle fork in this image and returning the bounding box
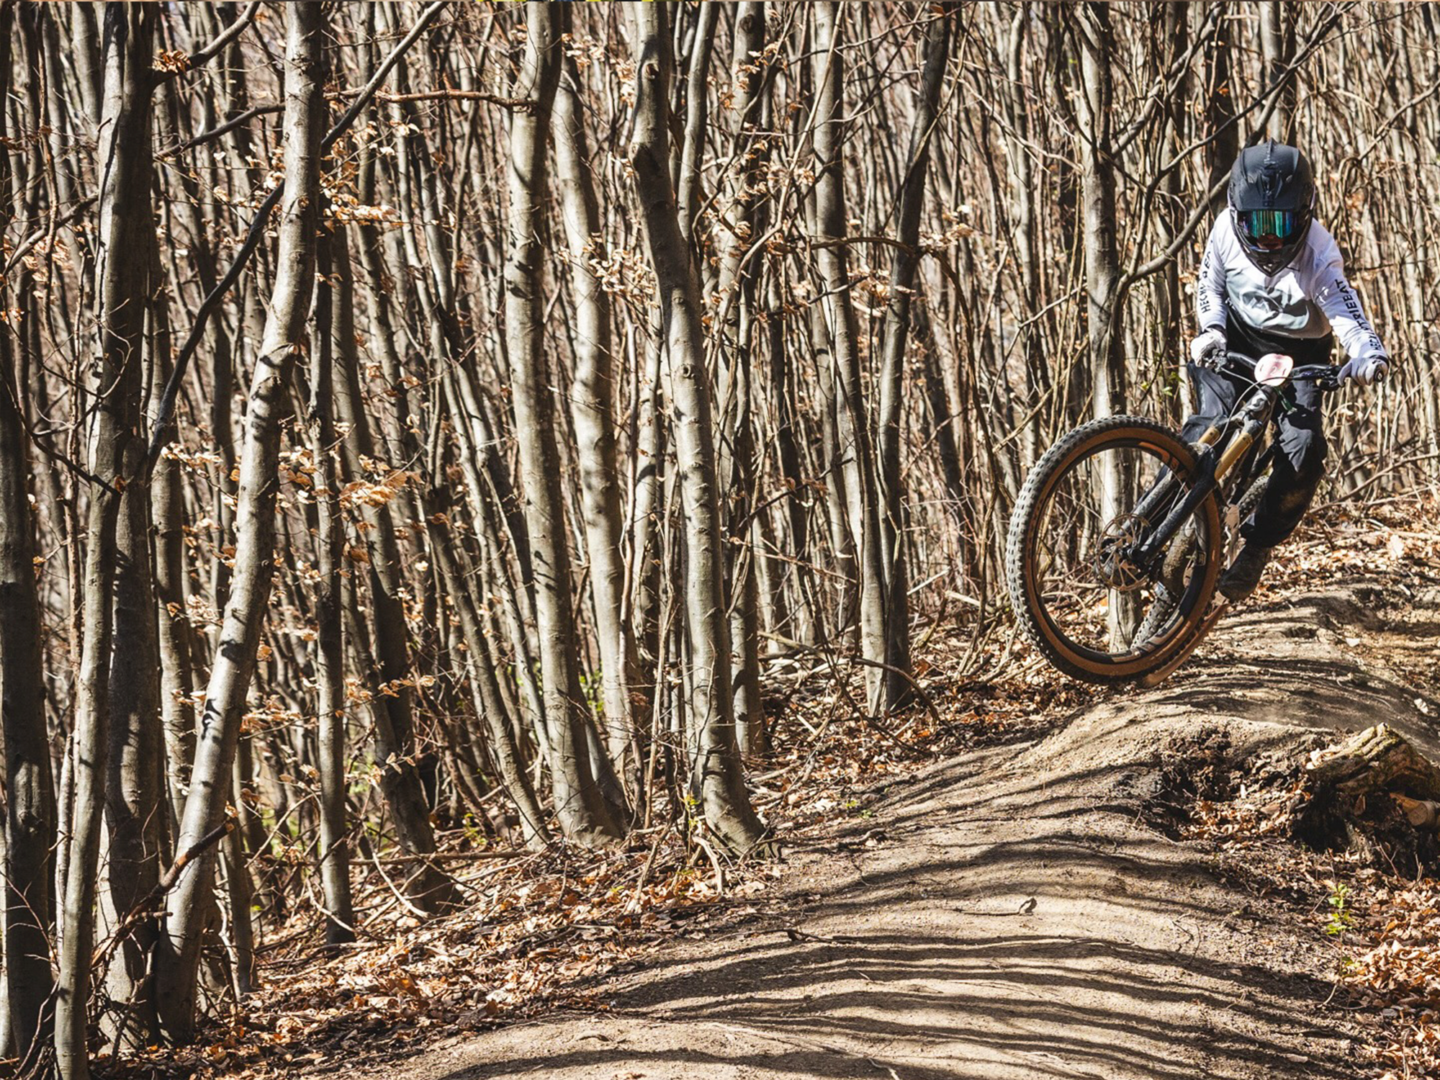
[1130,387,1278,574]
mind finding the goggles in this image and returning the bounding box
[1236,208,1299,250]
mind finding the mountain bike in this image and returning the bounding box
[1005,351,1343,687]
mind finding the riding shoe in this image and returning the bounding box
[1218,543,1271,602]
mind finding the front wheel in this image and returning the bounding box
[1005,416,1222,684]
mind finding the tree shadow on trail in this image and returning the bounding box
[440,824,1358,1080]
[441,898,1354,1080]
[433,591,1400,1080]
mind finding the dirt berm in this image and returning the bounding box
[362,583,1440,1080]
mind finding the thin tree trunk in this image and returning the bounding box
[55,7,154,1075]
[553,10,644,791]
[628,1,764,854]
[1002,6,1050,468]
[677,2,720,246]
[812,2,888,710]
[876,7,951,711]
[0,4,56,1057]
[714,1,768,754]
[1202,3,1239,214]
[507,1,623,844]
[629,322,667,709]
[149,296,196,829]
[103,338,166,1047]
[158,2,325,1043]
[423,500,551,850]
[1071,3,1135,648]
[331,231,455,910]
[310,233,354,949]
[1074,3,1125,418]
[1259,2,1296,140]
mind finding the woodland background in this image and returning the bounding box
[0,1,1436,1076]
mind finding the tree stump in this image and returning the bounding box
[1296,725,1440,861]
[1306,724,1440,804]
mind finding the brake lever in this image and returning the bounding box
[1291,365,1343,391]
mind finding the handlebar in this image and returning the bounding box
[1223,351,1344,391]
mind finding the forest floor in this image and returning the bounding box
[105,497,1440,1080]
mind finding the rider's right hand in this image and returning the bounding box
[1189,328,1227,370]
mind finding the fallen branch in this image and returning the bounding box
[779,927,858,945]
[379,849,528,863]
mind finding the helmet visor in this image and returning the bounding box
[1236,209,1298,250]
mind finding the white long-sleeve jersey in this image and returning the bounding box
[1195,214,1388,364]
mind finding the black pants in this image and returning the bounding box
[1179,318,1331,549]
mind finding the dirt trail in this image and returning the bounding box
[362,584,1438,1080]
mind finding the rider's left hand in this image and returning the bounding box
[1338,355,1388,387]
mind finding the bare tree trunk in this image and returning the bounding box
[1259,2,1296,140]
[0,361,54,1068]
[806,292,856,642]
[714,1,768,754]
[310,234,354,949]
[149,300,195,829]
[1071,3,1135,648]
[508,1,623,844]
[876,7,951,711]
[629,0,764,854]
[331,232,455,909]
[766,260,813,646]
[1001,6,1050,468]
[1073,4,1125,423]
[677,1,720,246]
[55,7,154,1075]
[1202,3,1239,213]
[0,5,56,1057]
[158,2,325,1044]
[1157,3,1190,425]
[221,760,256,997]
[423,499,551,850]
[103,330,166,1047]
[813,2,889,710]
[553,9,644,790]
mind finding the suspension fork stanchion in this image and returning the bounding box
[1129,455,1218,572]
[1130,422,1227,531]
[1194,423,1224,448]
[1214,428,1258,483]
[1215,383,1282,483]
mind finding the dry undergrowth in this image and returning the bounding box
[98,492,1440,1080]
[96,620,1098,1078]
[1176,490,1440,1080]
[1185,767,1440,1080]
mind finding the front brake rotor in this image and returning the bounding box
[1092,513,1151,592]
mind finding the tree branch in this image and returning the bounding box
[89,815,236,973]
[144,0,450,477]
[159,102,283,159]
[152,0,263,83]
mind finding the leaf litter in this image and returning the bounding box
[97,493,1440,1080]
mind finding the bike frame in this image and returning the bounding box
[1127,351,1339,575]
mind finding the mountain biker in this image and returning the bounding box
[1185,140,1389,602]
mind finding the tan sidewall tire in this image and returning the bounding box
[1005,416,1221,684]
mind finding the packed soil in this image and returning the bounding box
[345,579,1440,1080]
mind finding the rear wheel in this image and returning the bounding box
[1005,416,1222,684]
